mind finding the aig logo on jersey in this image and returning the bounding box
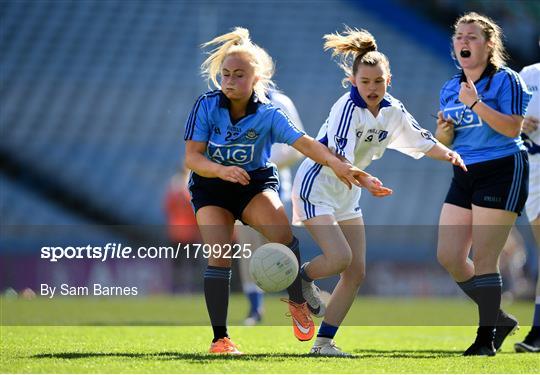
[445,105,482,129]
[207,141,254,165]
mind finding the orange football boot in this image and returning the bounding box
[281,298,315,341]
[209,337,243,355]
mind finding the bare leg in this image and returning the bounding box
[323,217,366,326]
[437,203,474,281]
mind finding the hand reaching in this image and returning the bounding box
[218,166,251,185]
[356,173,393,197]
[446,150,467,172]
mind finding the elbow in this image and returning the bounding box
[184,152,196,171]
[184,155,192,170]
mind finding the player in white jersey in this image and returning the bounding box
[291,27,466,356]
[515,61,540,353]
[236,89,304,325]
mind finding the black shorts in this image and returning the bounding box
[445,151,529,215]
[189,165,280,220]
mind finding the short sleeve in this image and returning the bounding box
[388,106,436,159]
[271,109,304,145]
[184,95,211,142]
[498,71,532,116]
[325,99,356,163]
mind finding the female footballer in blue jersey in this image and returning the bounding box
[183,27,388,354]
[435,12,532,356]
[290,27,466,356]
[236,88,306,327]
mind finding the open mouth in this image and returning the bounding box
[460,48,471,58]
[367,94,378,100]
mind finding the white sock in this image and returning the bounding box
[314,336,332,346]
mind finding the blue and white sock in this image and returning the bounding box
[315,321,339,345]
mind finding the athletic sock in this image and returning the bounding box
[204,265,231,341]
[317,321,339,340]
[474,273,502,343]
[457,276,480,304]
[300,262,313,282]
[286,236,305,304]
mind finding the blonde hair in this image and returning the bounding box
[323,27,390,87]
[453,12,508,68]
[200,27,274,101]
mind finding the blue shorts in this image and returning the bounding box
[445,151,529,215]
[189,165,280,220]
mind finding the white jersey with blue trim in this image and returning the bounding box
[440,65,532,165]
[520,63,540,152]
[314,86,436,175]
[184,90,304,172]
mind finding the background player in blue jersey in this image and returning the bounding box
[435,12,532,356]
[183,27,388,354]
[291,27,466,356]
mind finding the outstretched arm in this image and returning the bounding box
[425,142,467,171]
[292,135,392,196]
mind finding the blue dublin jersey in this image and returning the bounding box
[184,90,304,172]
[440,65,532,165]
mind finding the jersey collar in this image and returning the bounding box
[459,63,497,84]
[349,86,391,109]
[219,91,262,116]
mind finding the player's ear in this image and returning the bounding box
[348,75,356,87]
[386,74,392,87]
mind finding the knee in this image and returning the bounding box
[437,247,458,271]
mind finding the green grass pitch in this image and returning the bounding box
[1,295,538,373]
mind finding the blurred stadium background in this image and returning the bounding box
[1,0,539,301]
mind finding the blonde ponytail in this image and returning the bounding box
[323,26,390,86]
[200,27,275,101]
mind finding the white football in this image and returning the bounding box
[248,242,299,293]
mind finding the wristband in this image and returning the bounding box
[470,99,481,110]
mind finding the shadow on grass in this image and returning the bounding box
[351,349,464,359]
[30,349,467,361]
[30,352,315,362]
